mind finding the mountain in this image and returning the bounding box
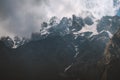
[0,15,120,80]
[101,29,120,80]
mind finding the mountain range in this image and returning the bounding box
[0,15,120,80]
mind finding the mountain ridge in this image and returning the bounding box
[0,15,120,80]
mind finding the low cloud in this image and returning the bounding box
[0,0,119,37]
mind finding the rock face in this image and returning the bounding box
[102,29,120,80]
[0,15,120,80]
[84,16,94,25]
[97,16,120,34]
[64,31,110,80]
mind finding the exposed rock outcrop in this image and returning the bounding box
[102,29,120,80]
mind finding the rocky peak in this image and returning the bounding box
[97,16,120,34]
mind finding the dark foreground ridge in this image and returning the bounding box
[101,29,120,80]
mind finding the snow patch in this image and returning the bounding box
[74,45,79,58]
[106,31,113,38]
[64,63,73,72]
[73,21,98,37]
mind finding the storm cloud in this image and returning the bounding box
[0,0,119,37]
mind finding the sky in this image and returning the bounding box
[0,0,120,38]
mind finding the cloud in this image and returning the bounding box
[0,0,50,37]
[0,0,119,38]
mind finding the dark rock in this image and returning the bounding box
[102,29,120,80]
[71,15,85,31]
[97,16,120,34]
[84,17,94,25]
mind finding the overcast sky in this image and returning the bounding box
[0,0,119,38]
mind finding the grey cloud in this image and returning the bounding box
[0,0,118,38]
[32,0,50,6]
[0,0,50,37]
[0,0,9,20]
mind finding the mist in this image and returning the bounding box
[0,0,119,38]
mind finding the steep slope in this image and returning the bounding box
[64,31,110,80]
[62,16,120,80]
[102,29,120,80]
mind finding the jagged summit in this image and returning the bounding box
[1,15,120,49]
[38,15,120,38]
[31,15,120,41]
